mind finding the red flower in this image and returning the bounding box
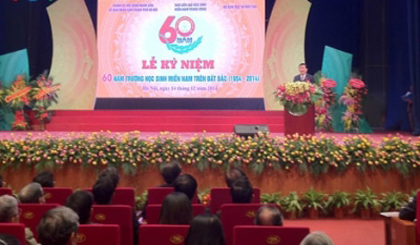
[349,78,365,89]
[322,79,337,88]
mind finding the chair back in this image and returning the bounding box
[139,225,189,245]
[145,204,206,224]
[43,187,73,205]
[0,187,13,196]
[18,203,59,240]
[91,205,132,245]
[210,187,261,213]
[85,187,135,207]
[147,187,174,204]
[77,224,120,245]
[221,204,268,245]
[0,223,26,245]
[233,226,310,245]
[416,191,420,244]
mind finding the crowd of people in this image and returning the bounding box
[3,161,416,245]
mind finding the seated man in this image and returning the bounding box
[0,195,39,245]
[230,177,253,203]
[174,174,198,201]
[399,193,417,221]
[65,190,94,224]
[225,166,247,188]
[18,183,45,204]
[161,161,182,187]
[142,161,182,219]
[92,177,139,245]
[33,171,54,188]
[300,232,334,245]
[255,205,283,226]
[98,167,120,189]
[37,207,79,245]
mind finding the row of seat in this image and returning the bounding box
[0,187,261,213]
[0,223,310,245]
[4,202,289,245]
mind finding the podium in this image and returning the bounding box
[284,105,315,136]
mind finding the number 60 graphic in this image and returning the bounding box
[159,16,195,44]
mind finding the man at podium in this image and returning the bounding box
[293,63,315,83]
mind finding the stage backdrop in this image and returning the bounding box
[262,0,311,110]
[47,0,98,110]
[97,0,265,99]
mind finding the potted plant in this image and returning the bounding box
[280,192,302,220]
[352,187,381,219]
[261,193,282,205]
[324,191,351,219]
[303,188,325,219]
[380,191,408,212]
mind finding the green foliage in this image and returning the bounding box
[135,191,148,211]
[352,187,381,212]
[380,191,409,212]
[0,132,418,178]
[261,193,282,205]
[302,188,326,211]
[325,191,351,211]
[280,192,303,216]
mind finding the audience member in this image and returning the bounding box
[174,174,198,201]
[0,195,38,245]
[92,178,115,205]
[230,177,253,203]
[300,232,334,245]
[225,166,247,188]
[0,234,21,245]
[161,161,182,187]
[18,183,45,204]
[37,207,79,245]
[92,176,139,245]
[255,205,283,226]
[142,161,182,219]
[65,190,93,224]
[33,171,54,188]
[0,175,5,188]
[159,192,192,225]
[399,191,417,221]
[98,167,120,188]
[184,213,225,245]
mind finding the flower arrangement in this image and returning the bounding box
[1,74,60,131]
[339,78,368,132]
[0,132,419,177]
[275,82,323,115]
[4,75,32,130]
[29,73,60,129]
[315,78,337,131]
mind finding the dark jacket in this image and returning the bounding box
[399,196,417,221]
[293,74,315,83]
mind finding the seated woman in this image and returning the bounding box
[254,205,283,226]
[159,192,192,225]
[185,214,225,245]
[0,195,39,245]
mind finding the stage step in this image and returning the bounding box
[46,110,284,132]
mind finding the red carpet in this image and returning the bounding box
[43,110,284,132]
[284,219,385,245]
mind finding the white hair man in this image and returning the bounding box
[0,195,39,245]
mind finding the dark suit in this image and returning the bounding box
[399,196,417,221]
[293,74,315,83]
